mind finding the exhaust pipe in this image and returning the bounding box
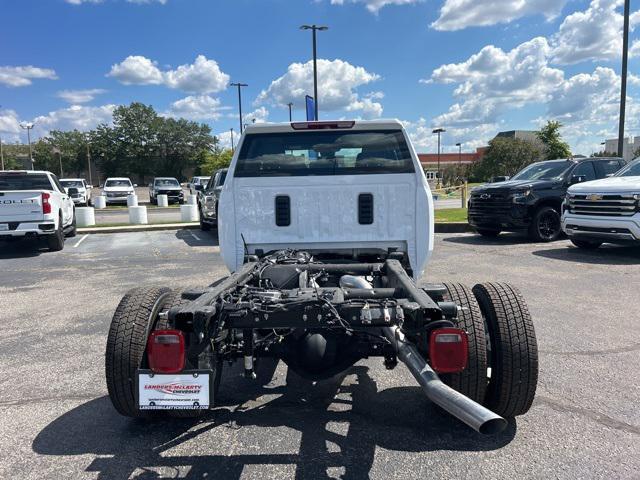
[383,326,507,435]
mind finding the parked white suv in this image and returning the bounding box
[60,178,91,206]
[0,170,76,251]
[102,177,135,205]
[218,120,434,279]
[563,157,640,248]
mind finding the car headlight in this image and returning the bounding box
[511,189,531,203]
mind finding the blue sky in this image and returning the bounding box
[1,0,639,154]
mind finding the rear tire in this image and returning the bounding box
[440,283,488,403]
[570,238,602,249]
[476,229,501,238]
[46,216,65,251]
[472,283,538,417]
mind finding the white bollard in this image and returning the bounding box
[129,206,148,225]
[187,194,198,206]
[180,204,199,222]
[157,194,168,207]
[127,194,138,207]
[76,207,96,227]
[93,196,106,209]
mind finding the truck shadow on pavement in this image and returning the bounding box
[174,229,219,247]
[0,239,49,258]
[532,245,640,265]
[33,362,516,479]
[443,233,534,246]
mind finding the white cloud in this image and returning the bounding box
[108,56,163,85]
[57,88,107,104]
[432,0,567,31]
[257,59,382,118]
[32,104,115,137]
[402,117,498,152]
[65,0,103,4]
[243,106,269,124]
[0,65,58,87]
[216,129,241,150]
[428,37,564,125]
[550,0,636,65]
[329,0,421,14]
[0,109,22,137]
[167,95,230,121]
[108,55,229,94]
[66,0,167,3]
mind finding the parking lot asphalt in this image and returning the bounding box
[0,232,639,479]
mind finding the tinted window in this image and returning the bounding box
[0,173,52,191]
[216,171,227,186]
[234,130,415,177]
[616,158,640,177]
[105,179,132,187]
[572,162,596,181]
[154,178,179,186]
[60,180,84,188]
[511,160,572,181]
[597,160,623,177]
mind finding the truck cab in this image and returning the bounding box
[563,157,640,248]
[218,120,434,279]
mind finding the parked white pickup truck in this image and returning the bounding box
[563,157,640,248]
[0,170,76,251]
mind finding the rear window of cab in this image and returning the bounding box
[234,130,415,177]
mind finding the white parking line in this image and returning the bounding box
[189,231,201,242]
[74,234,89,248]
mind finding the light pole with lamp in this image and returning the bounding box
[20,122,35,170]
[432,127,446,187]
[300,24,328,121]
[230,82,248,134]
[287,102,293,121]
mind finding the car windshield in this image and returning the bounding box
[615,159,640,177]
[60,180,83,188]
[155,179,179,186]
[510,160,572,181]
[105,179,132,187]
[235,130,415,177]
[0,173,52,191]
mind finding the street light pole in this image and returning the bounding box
[230,82,248,134]
[456,142,462,166]
[287,102,293,121]
[300,24,328,121]
[618,0,630,158]
[0,134,4,171]
[432,128,446,186]
[230,127,235,154]
[85,134,92,186]
[20,123,35,170]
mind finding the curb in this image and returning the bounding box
[78,223,199,234]
[78,222,473,235]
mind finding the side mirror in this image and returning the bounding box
[195,184,204,191]
[133,184,138,188]
[492,176,510,183]
[570,175,586,185]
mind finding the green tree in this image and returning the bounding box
[537,120,571,160]
[473,137,542,181]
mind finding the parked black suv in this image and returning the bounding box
[468,157,625,241]
[198,168,227,231]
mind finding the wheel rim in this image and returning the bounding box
[537,211,560,240]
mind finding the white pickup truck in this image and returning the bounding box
[0,170,76,251]
[563,157,640,248]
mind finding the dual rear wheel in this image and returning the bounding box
[440,282,538,418]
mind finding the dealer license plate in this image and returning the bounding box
[137,370,211,410]
[0,224,8,231]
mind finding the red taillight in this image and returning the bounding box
[147,330,185,374]
[291,121,355,130]
[429,328,468,374]
[42,192,52,214]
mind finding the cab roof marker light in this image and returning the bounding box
[291,121,356,130]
